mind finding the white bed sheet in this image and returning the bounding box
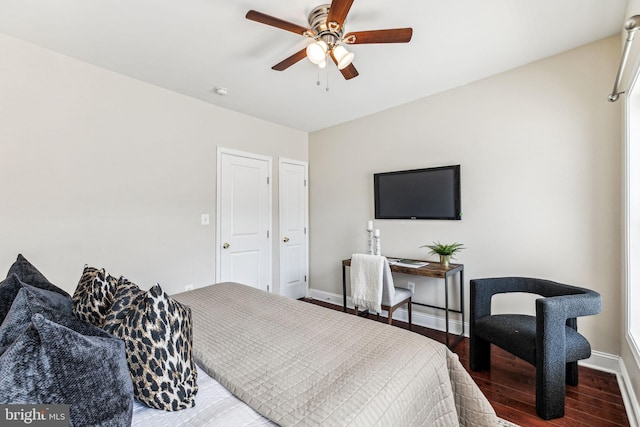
[131,365,275,427]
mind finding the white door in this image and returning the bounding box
[217,148,272,292]
[279,159,308,299]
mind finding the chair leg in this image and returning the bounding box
[354,306,358,316]
[566,361,578,386]
[536,357,566,419]
[387,307,393,325]
[407,300,412,331]
[469,335,491,371]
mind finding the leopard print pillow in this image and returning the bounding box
[72,266,118,328]
[102,277,146,331]
[104,282,198,411]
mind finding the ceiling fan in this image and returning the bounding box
[246,0,413,80]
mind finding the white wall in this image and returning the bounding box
[0,33,308,295]
[309,36,622,356]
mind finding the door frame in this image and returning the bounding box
[216,147,273,288]
[278,157,309,298]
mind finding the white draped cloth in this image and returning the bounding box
[350,253,394,314]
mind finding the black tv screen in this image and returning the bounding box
[374,165,461,220]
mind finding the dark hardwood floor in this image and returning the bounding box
[304,298,630,427]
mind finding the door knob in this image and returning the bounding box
[223,242,230,249]
[283,237,290,243]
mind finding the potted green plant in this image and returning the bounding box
[420,241,465,268]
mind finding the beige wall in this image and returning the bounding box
[0,29,627,361]
[309,36,622,356]
[0,34,308,295]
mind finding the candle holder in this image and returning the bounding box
[367,229,374,254]
[374,235,381,256]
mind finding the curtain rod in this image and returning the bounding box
[608,15,640,102]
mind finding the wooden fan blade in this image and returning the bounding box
[272,49,308,71]
[339,63,359,80]
[327,0,355,31]
[246,10,310,36]
[330,51,359,80]
[343,28,413,44]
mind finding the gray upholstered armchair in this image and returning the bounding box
[469,277,601,420]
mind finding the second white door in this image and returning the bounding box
[279,159,308,299]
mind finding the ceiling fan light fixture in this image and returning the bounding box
[306,40,328,65]
[332,45,354,70]
[246,4,412,80]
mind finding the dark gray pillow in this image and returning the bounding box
[104,283,198,411]
[0,313,133,426]
[72,266,118,328]
[6,254,70,297]
[0,287,92,354]
[0,274,72,325]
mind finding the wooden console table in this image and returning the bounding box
[341,257,465,349]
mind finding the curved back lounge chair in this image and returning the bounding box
[469,277,601,419]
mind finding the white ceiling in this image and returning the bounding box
[0,0,629,132]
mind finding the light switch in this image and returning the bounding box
[201,214,210,225]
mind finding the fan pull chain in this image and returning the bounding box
[326,66,330,92]
[316,67,321,86]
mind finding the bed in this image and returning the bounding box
[131,282,499,427]
[1,253,498,426]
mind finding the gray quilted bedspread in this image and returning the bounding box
[173,282,498,427]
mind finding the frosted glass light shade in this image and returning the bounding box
[333,45,354,70]
[306,40,328,64]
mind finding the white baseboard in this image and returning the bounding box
[307,287,639,427]
[580,350,621,374]
[616,357,640,427]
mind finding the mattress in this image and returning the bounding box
[131,365,275,426]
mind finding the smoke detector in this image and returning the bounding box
[212,86,229,96]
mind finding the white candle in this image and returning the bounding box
[367,220,373,231]
[374,229,380,237]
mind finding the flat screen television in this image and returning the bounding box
[374,165,461,220]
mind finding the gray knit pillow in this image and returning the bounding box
[0,287,81,354]
[0,313,134,426]
[0,274,72,325]
[6,254,70,297]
